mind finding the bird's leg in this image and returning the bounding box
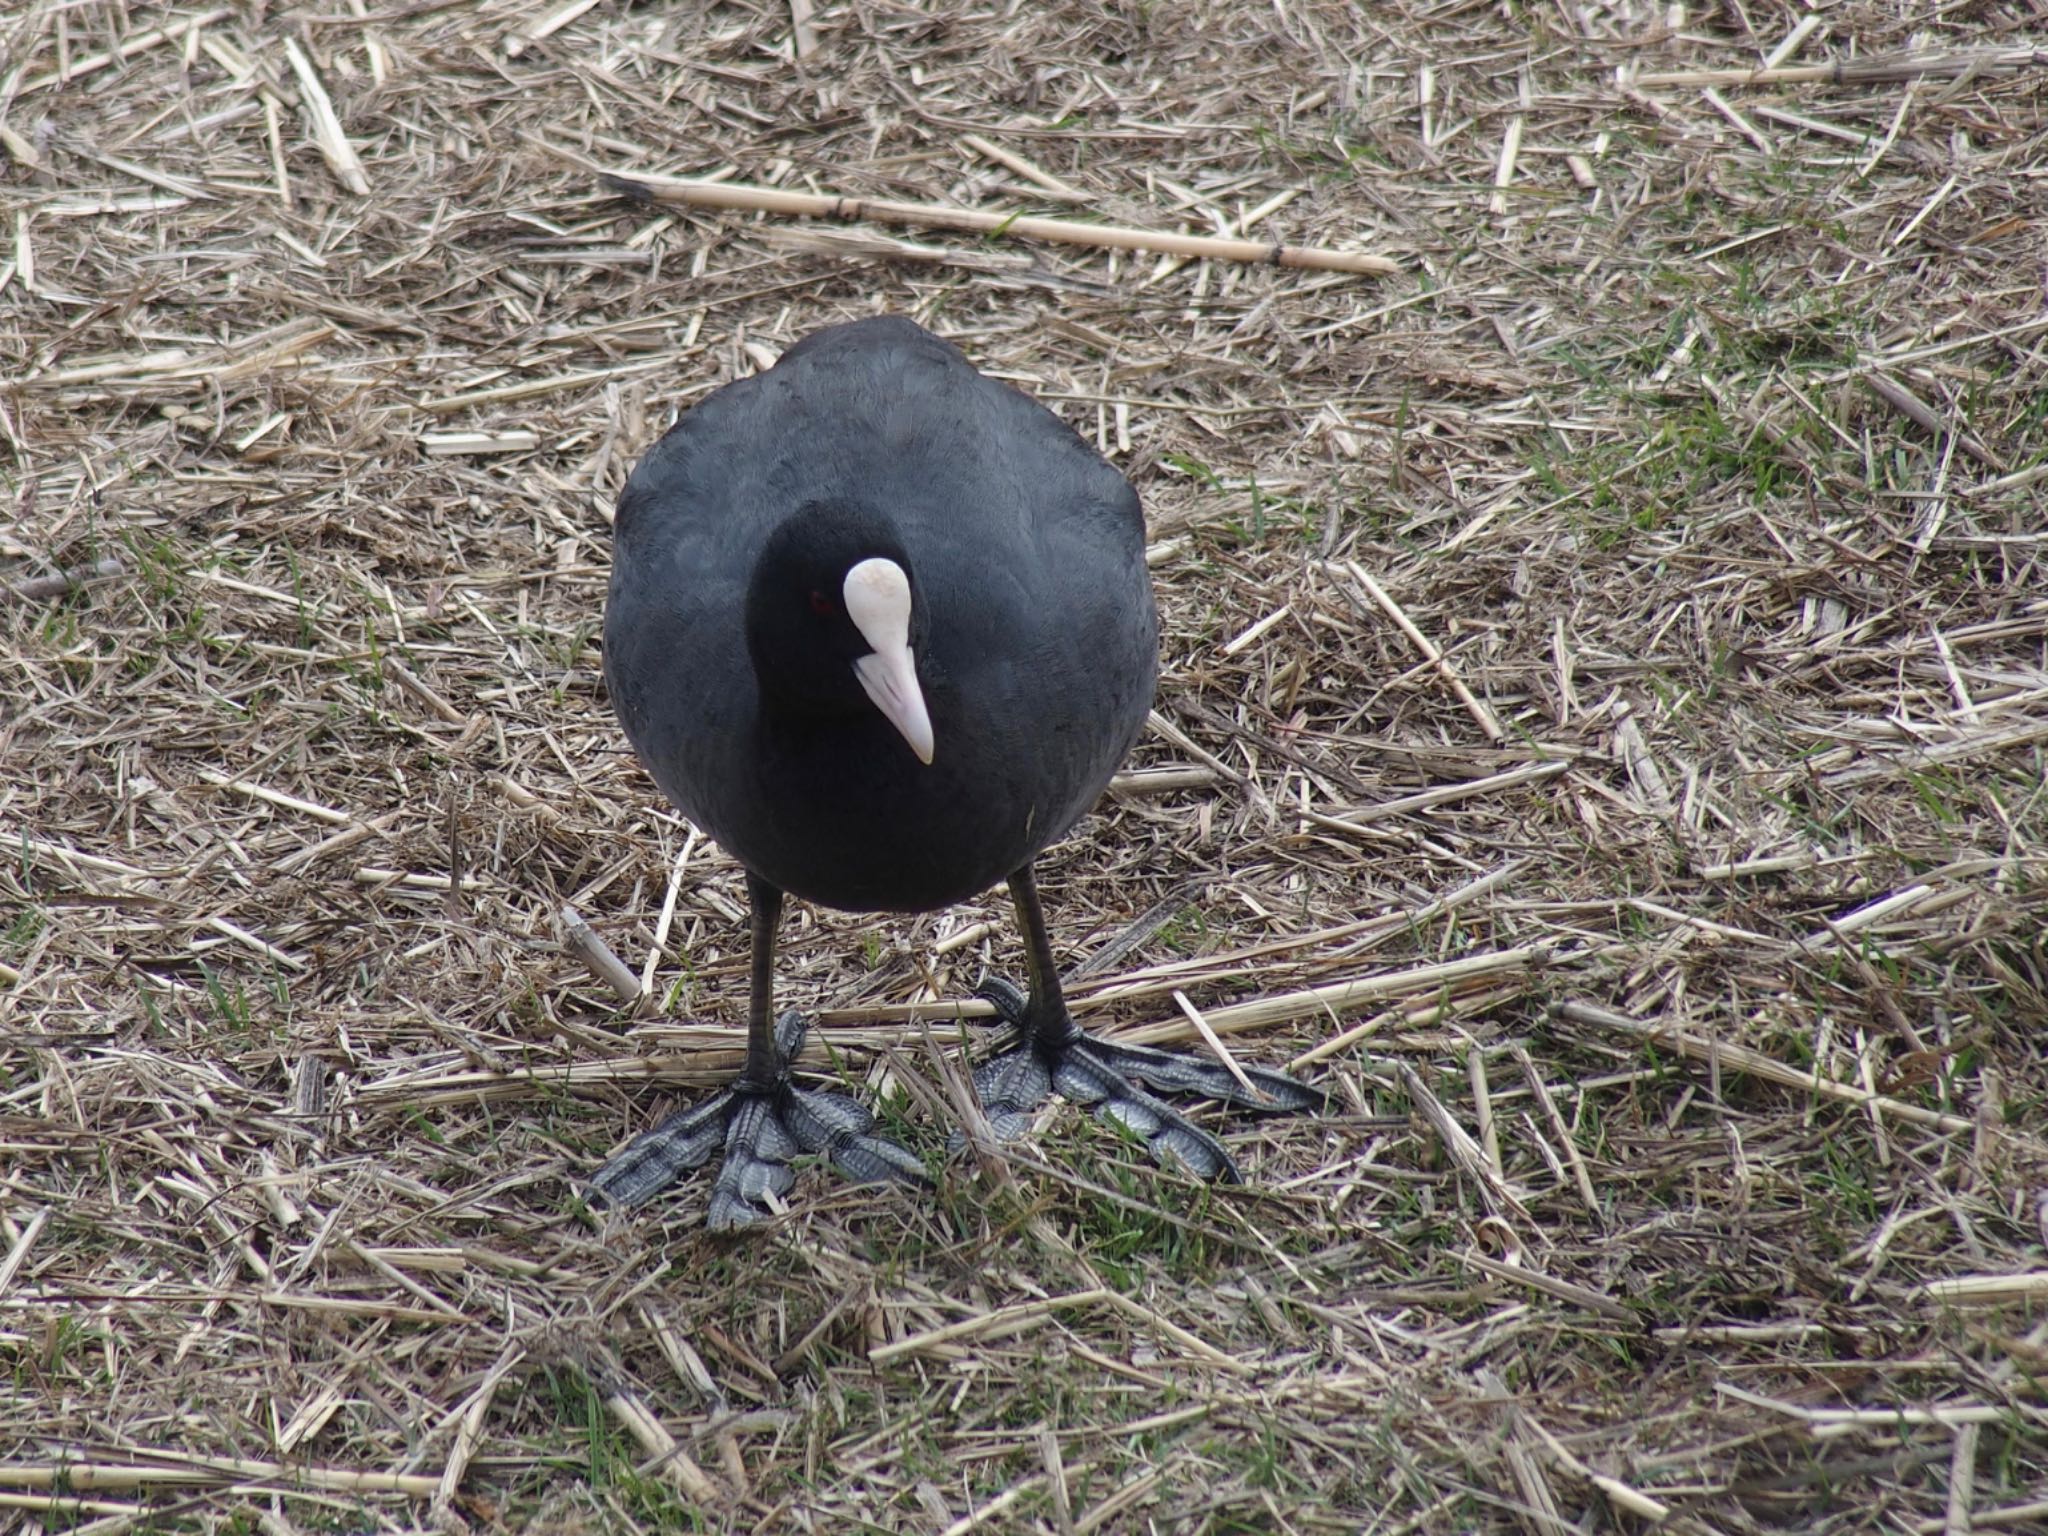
[966,863,1322,1182]
[1001,858,1082,1051]
[733,876,787,1092]
[589,872,925,1228]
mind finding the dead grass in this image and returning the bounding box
[4,2,2047,1532]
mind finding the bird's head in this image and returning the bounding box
[747,501,935,765]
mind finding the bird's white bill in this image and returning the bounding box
[853,646,935,765]
[844,556,933,764]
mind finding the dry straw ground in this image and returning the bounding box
[3,1,2046,1532]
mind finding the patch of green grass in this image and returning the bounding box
[1903,766,1971,826]
[659,967,700,1013]
[527,1366,710,1531]
[137,980,169,1037]
[542,614,602,673]
[4,902,42,956]
[1817,1130,1884,1227]
[199,962,254,1037]
[1150,902,1208,955]
[127,531,189,605]
[1249,121,1358,178]
[1536,394,1802,547]
[1056,1152,1221,1283]
[1234,480,1330,550]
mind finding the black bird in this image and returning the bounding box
[593,316,1315,1228]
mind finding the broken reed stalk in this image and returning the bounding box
[1398,1061,1534,1226]
[1863,372,2006,470]
[282,38,370,196]
[0,557,125,604]
[561,904,642,1004]
[1552,1000,1976,1133]
[0,1459,439,1497]
[1340,562,1503,740]
[1625,46,2047,90]
[588,164,1399,277]
[1458,1248,1637,1323]
[15,8,231,94]
[603,1383,726,1504]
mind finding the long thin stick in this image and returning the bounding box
[1552,1000,1976,1133]
[17,9,231,94]
[1626,47,2045,90]
[0,1459,439,1497]
[1345,562,1504,740]
[283,38,371,196]
[561,904,641,1004]
[569,157,1398,277]
[0,557,125,604]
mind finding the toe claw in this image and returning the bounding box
[835,1131,928,1186]
[1088,1038,1322,1113]
[593,1052,923,1223]
[773,1008,810,1061]
[590,1088,737,1209]
[954,981,1315,1184]
[1089,1069,1243,1183]
[732,1153,796,1204]
[973,1045,1052,1118]
[1154,1122,1240,1182]
[785,1085,927,1187]
[1049,1050,1118,1107]
[704,1096,799,1228]
[972,974,1031,1028]
[706,1179,767,1233]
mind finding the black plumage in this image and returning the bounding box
[604,317,1155,912]
[594,316,1315,1228]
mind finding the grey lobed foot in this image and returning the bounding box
[960,976,1323,1182]
[589,1010,926,1229]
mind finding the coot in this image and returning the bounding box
[594,316,1315,1227]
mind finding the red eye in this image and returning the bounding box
[808,590,834,616]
